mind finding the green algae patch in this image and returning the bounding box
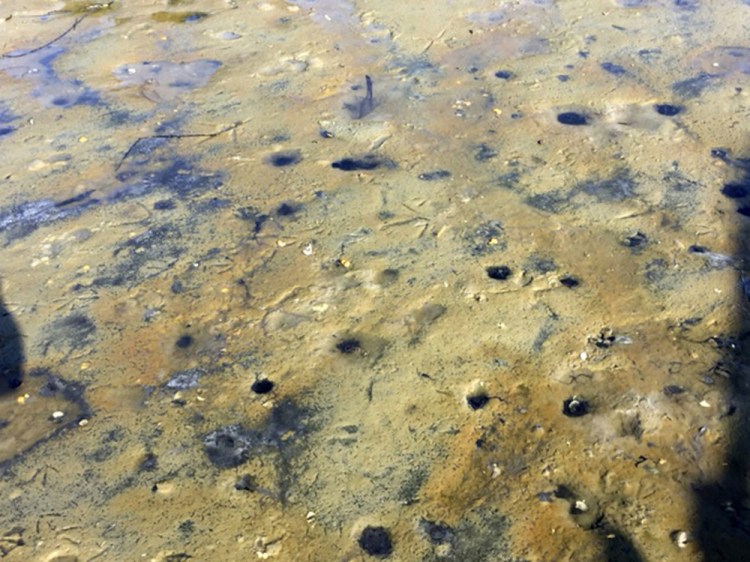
[151,11,209,23]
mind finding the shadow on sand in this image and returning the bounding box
[691,149,750,561]
[0,284,23,394]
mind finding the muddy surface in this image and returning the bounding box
[1,0,750,560]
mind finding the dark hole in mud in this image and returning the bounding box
[175,334,193,349]
[251,379,274,394]
[332,155,391,171]
[563,397,589,417]
[336,338,361,354]
[654,103,682,116]
[557,111,589,126]
[358,526,393,557]
[467,393,489,410]
[266,150,302,167]
[486,265,511,280]
[560,276,580,288]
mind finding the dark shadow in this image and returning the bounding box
[602,529,646,562]
[693,149,750,561]
[0,285,23,393]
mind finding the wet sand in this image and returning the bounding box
[1,0,750,560]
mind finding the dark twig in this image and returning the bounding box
[115,121,244,171]
[2,16,86,59]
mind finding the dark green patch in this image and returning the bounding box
[397,465,428,504]
[152,10,209,23]
[524,190,569,213]
[464,221,506,256]
[91,224,185,287]
[577,169,637,202]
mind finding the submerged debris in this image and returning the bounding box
[344,75,376,119]
[418,170,451,181]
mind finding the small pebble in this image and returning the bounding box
[538,491,554,502]
[672,530,690,548]
[663,385,685,396]
[624,231,648,248]
[51,410,64,420]
[562,397,589,417]
[358,526,393,557]
[494,70,513,79]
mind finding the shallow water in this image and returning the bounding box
[1,0,750,560]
